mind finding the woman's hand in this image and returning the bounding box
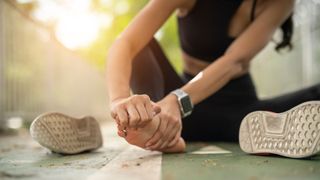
[110,94,161,130]
[145,94,182,150]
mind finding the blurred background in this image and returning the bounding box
[0,0,319,132]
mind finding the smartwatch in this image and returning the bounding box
[171,89,193,118]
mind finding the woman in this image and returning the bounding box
[107,0,320,157]
[30,0,320,156]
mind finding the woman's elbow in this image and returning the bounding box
[222,53,250,79]
[230,61,250,79]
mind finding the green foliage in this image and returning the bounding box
[78,0,182,73]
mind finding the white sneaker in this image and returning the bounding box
[239,101,320,158]
[30,112,103,154]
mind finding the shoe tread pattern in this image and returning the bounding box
[240,101,320,158]
[30,112,102,154]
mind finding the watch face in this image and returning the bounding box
[180,96,193,113]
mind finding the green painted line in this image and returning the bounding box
[162,142,320,180]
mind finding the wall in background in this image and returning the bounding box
[0,1,109,130]
[0,0,319,130]
[251,2,320,98]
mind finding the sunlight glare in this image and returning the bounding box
[7,117,23,129]
[32,0,115,49]
[64,0,91,12]
[101,0,113,7]
[115,1,129,15]
[98,13,114,28]
[17,0,34,4]
[32,1,63,22]
[55,14,101,50]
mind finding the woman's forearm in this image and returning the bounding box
[107,39,133,102]
[181,55,245,105]
[107,38,245,106]
[106,0,184,103]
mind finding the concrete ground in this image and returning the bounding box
[0,123,320,180]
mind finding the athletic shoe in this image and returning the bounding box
[239,101,320,158]
[30,112,103,154]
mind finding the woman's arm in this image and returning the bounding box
[107,0,189,128]
[181,0,294,105]
[144,0,295,150]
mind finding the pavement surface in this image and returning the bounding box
[0,123,320,180]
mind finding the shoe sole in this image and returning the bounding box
[30,112,103,154]
[239,101,320,158]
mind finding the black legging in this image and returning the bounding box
[130,38,320,142]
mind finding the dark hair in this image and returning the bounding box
[276,14,293,51]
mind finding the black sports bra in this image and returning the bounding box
[178,0,257,62]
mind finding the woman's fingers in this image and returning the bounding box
[117,128,125,137]
[167,126,182,148]
[160,121,179,149]
[111,110,117,119]
[127,104,140,128]
[152,102,161,115]
[136,103,150,127]
[148,138,163,150]
[158,118,177,149]
[111,94,159,130]
[145,100,155,120]
[116,108,129,129]
[145,111,182,150]
[145,115,168,149]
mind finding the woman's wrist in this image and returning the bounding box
[165,93,179,105]
[110,96,130,104]
[170,89,194,118]
[161,93,181,115]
